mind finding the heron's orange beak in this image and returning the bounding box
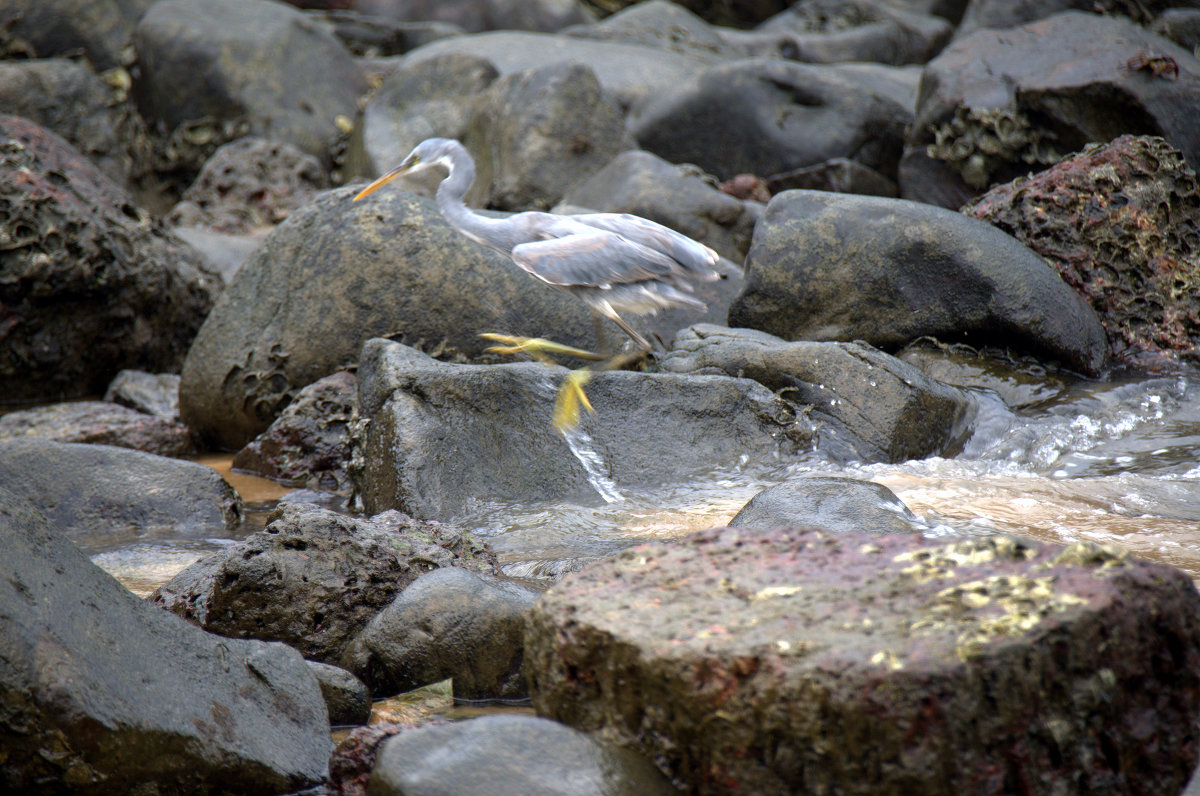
[353,161,415,201]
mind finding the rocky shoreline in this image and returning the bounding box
[5,0,1200,793]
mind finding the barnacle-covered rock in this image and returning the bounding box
[964,135,1200,367]
[0,115,219,403]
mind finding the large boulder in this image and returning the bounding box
[1,0,154,69]
[368,715,677,796]
[152,503,499,664]
[632,57,913,181]
[341,566,539,699]
[754,0,953,65]
[900,12,1200,208]
[660,325,974,463]
[132,0,366,162]
[0,439,241,545]
[0,486,331,793]
[0,401,196,458]
[727,190,1111,375]
[179,184,601,450]
[0,115,218,403]
[526,527,1200,794]
[963,135,1200,368]
[354,339,810,522]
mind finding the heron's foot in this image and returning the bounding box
[553,368,595,431]
[480,333,606,364]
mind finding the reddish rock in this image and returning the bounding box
[964,135,1200,368]
[0,400,197,457]
[526,527,1200,795]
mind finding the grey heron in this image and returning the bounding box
[353,137,722,429]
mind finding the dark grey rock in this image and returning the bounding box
[170,226,265,284]
[167,137,328,233]
[1152,9,1200,52]
[659,325,973,463]
[766,157,898,197]
[233,370,356,493]
[311,11,463,58]
[0,486,331,793]
[368,714,677,796]
[178,184,602,450]
[152,503,499,664]
[342,567,539,699]
[0,115,219,404]
[901,12,1200,208]
[730,476,923,533]
[576,0,787,28]
[526,527,1200,795]
[103,369,181,419]
[728,190,1111,375]
[0,439,240,545]
[0,400,196,458]
[1,0,154,69]
[464,61,627,211]
[632,57,913,181]
[355,339,810,522]
[132,0,366,162]
[897,342,1073,411]
[752,0,953,65]
[356,0,593,33]
[952,0,1186,40]
[562,0,738,59]
[305,660,372,727]
[560,149,759,262]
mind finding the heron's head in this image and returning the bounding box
[353,138,462,201]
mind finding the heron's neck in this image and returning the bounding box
[436,155,511,254]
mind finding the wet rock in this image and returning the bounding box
[368,714,677,796]
[560,149,760,262]
[398,31,717,120]
[342,567,539,699]
[132,0,366,163]
[464,61,627,211]
[730,476,923,533]
[103,369,181,419]
[897,341,1073,411]
[963,135,1200,368]
[0,486,331,793]
[152,503,499,664]
[179,185,601,450]
[0,439,240,543]
[526,527,1200,795]
[0,59,133,186]
[660,325,972,463]
[355,339,809,521]
[329,724,411,796]
[306,660,372,727]
[0,115,219,403]
[233,370,356,493]
[0,400,196,457]
[727,190,1111,375]
[167,137,328,234]
[765,156,899,197]
[901,12,1200,208]
[356,0,593,33]
[2,0,154,69]
[754,0,953,65]
[344,53,498,188]
[632,57,912,181]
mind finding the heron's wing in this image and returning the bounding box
[567,213,720,278]
[511,232,682,288]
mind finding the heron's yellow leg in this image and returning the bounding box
[553,369,596,430]
[480,333,606,363]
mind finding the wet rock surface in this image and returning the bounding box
[0,439,240,543]
[233,370,357,493]
[0,115,219,403]
[729,475,924,533]
[0,486,331,793]
[152,503,499,664]
[0,400,196,457]
[368,714,678,796]
[963,134,1200,368]
[354,338,808,521]
[902,11,1200,208]
[526,527,1200,795]
[660,324,974,463]
[341,566,540,699]
[179,185,602,450]
[728,190,1111,375]
[306,660,372,727]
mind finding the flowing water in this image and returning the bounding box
[83,363,1200,595]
